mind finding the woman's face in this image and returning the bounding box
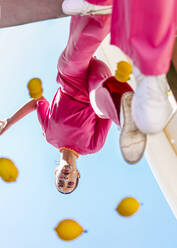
[55,164,80,194]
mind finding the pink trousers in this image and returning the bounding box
[87,0,177,75]
[111,0,177,75]
[86,0,113,5]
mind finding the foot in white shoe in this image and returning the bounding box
[120,92,147,164]
[132,67,172,134]
[62,0,112,16]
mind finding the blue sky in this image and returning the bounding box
[0,17,177,248]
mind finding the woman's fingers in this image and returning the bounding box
[0,121,5,131]
[0,120,7,134]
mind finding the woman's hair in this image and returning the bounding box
[57,178,79,195]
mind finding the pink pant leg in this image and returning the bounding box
[57,15,111,102]
[111,0,177,75]
[88,57,133,125]
[86,0,113,5]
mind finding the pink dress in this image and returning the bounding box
[36,14,133,155]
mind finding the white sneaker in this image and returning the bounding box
[120,92,147,164]
[132,66,172,134]
[62,0,112,16]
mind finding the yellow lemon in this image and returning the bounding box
[55,219,84,241]
[0,158,18,182]
[115,61,132,82]
[27,78,43,99]
[116,197,140,217]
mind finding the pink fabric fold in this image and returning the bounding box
[86,0,112,6]
[111,0,177,75]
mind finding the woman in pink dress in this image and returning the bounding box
[0,1,146,194]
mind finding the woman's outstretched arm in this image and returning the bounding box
[0,96,45,135]
[0,0,65,28]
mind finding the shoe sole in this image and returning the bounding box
[81,7,112,16]
[120,92,147,164]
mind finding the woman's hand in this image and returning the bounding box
[0,119,10,135]
[0,97,47,136]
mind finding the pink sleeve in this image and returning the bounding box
[36,99,49,129]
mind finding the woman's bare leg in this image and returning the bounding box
[0,0,66,28]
